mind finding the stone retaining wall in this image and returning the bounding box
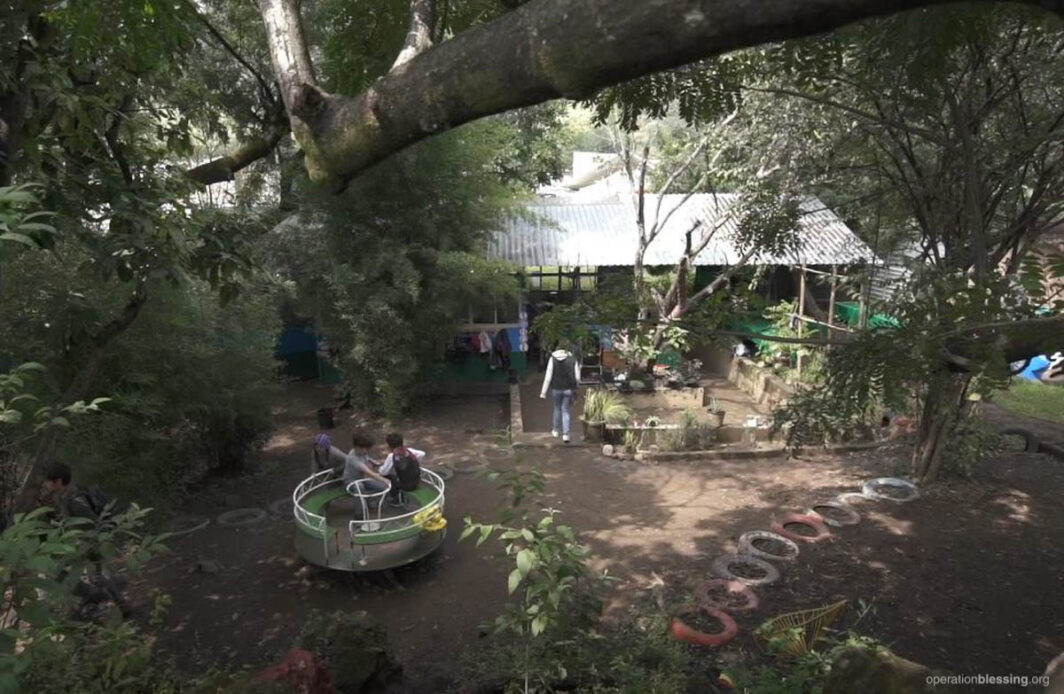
[728,357,795,410]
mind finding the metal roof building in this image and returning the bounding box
[489,194,876,267]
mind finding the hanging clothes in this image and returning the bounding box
[490,329,511,370]
[478,331,492,354]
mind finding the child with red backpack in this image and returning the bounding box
[380,432,426,505]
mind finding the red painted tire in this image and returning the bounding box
[770,513,832,543]
[693,579,759,613]
[670,607,738,647]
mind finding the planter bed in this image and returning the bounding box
[605,423,774,446]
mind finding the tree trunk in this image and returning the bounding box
[910,372,972,484]
[633,245,648,320]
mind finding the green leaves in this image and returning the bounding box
[461,469,607,645]
[516,548,535,576]
[508,568,523,594]
[0,500,176,691]
[0,185,55,252]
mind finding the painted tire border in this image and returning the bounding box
[862,477,920,503]
[162,515,211,538]
[771,513,833,543]
[836,492,868,507]
[450,457,489,474]
[738,530,800,562]
[481,446,515,461]
[711,553,780,586]
[670,606,739,647]
[808,500,861,528]
[999,427,1040,453]
[269,497,295,517]
[216,507,269,527]
[693,579,760,613]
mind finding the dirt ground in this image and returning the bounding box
[132,383,1064,690]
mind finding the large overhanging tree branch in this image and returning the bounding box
[186,122,289,185]
[250,0,1064,189]
[182,0,289,186]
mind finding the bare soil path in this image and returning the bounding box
[133,383,1064,690]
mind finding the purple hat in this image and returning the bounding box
[314,433,331,449]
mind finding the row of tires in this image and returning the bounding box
[671,477,920,647]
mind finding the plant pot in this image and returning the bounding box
[708,410,725,428]
[581,418,606,443]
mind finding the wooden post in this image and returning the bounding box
[827,264,837,340]
[796,265,806,378]
[858,268,869,329]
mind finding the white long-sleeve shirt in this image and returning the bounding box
[540,350,581,397]
[380,447,426,477]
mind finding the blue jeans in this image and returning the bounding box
[551,389,573,436]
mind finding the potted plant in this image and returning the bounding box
[707,396,725,428]
[642,415,661,446]
[581,389,631,443]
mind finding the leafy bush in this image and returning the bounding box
[582,389,632,424]
[0,505,168,691]
[676,408,703,450]
[53,281,279,504]
[461,466,618,689]
[940,420,1011,478]
[263,126,521,417]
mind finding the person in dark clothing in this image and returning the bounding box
[39,463,131,618]
[380,432,426,506]
[539,345,581,443]
[39,462,97,521]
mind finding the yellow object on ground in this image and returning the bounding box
[413,504,447,532]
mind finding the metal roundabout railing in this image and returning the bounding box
[291,467,447,571]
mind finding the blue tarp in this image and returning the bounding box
[1019,355,1051,381]
[276,326,318,357]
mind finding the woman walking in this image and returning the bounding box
[539,344,580,443]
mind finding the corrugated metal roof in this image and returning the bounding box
[869,247,922,302]
[488,194,875,267]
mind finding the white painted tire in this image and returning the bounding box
[836,492,868,507]
[163,515,211,538]
[216,507,269,527]
[862,477,919,503]
[269,497,295,517]
[711,553,780,586]
[738,531,800,562]
[808,501,861,527]
[451,457,489,474]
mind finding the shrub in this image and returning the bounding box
[56,282,279,504]
[582,389,632,424]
